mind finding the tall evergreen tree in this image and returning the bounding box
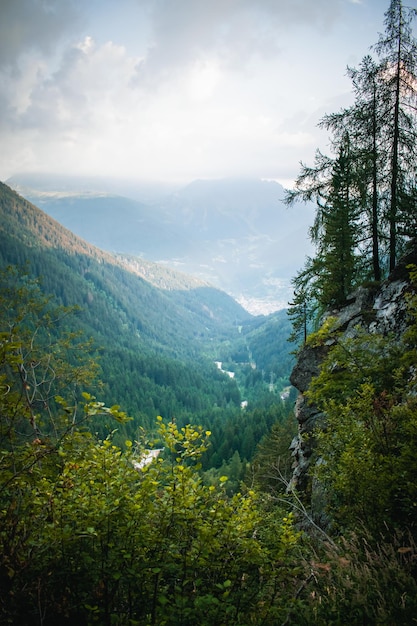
[286,133,361,339]
[321,55,387,281]
[374,0,417,270]
[286,0,417,344]
[315,134,359,308]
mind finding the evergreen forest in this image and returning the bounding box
[2,1,417,624]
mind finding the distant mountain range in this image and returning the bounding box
[7,174,315,314]
[0,179,295,432]
[0,180,249,356]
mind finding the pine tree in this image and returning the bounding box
[286,0,417,344]
[321,55,387,281]
[313,134,359,308]
[374,0,417,270]
[286,133,361,337]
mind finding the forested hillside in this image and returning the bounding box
[2,2,417,624]
[0,181,293,455]
[0,179,300,624]
[8,174,314,312]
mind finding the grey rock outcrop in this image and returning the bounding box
[288,246,417,497]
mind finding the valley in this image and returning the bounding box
[7,173,315,314]
[0,180,295,470]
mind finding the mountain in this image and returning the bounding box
[157,177,315,312]
[5,172,178,203]
[0,181,251,426]
[5,186,187,259]
[0,181,295,437]
[7,174,315,313]
[0,180,252,354]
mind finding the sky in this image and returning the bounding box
[0,0,415,188]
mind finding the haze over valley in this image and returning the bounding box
[7,173,315,315]
[0,0,384,315]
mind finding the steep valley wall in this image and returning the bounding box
[288,247,417,514]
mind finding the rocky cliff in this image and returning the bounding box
[288,246,417,499]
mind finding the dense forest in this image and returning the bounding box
[2,1,417,624]
[0,178,295,460]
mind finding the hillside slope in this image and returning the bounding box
[0,181,250,355]
[0,181,296,451]
[8,174,315,312]
[0,181,254,430]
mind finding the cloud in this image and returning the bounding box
[0,0,85,136]
[134,0,343,85]
[13,36,141,139]
[0,0,368,183]
[0,0,81,69]
[0,0,347,126]
[0,32,144,180]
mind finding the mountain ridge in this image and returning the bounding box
[0,179,296,482]
[7,173,315,313]
[0,180,251,355]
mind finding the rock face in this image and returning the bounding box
[288,247,417,497]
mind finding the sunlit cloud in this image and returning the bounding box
[0,0,389,183]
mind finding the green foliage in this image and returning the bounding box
[251,411,298,496]
[0,265,309,625]
[304,316,338,348]
[0,412,306,625]
[0,266,101,444]
[202,450,246,496]
[198,401,291,472]
[283,270,417,620]
[305,275,417,535]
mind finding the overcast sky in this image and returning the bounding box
[0,0,414,187]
